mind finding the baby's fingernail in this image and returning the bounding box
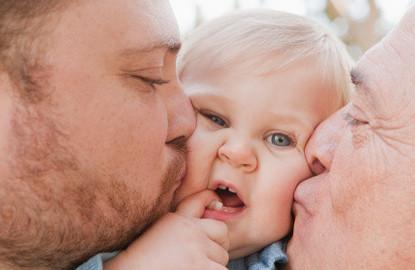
[208,200,223,210]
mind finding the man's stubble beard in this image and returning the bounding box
[0,98,184,269]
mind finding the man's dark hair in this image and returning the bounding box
[0,0,70,102]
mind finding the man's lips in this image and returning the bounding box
[178,166,187,181]
[173,164,187,190]
[293,174,324,217]
[293,189,305,215]
[292,200,304,218]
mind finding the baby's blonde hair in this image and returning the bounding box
[178,9,354,105]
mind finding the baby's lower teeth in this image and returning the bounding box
[208,200,223,210]
[222,207,234,213]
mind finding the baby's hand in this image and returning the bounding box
[104,190,229,270]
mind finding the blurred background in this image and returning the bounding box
[170,0,415,59]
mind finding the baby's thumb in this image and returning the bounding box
[175,190,222,218]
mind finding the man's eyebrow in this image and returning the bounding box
[137,38,181,53]
[350,68,372,97]
[350,68,364,86]
[149,37,181,52]
[118,38,181,60]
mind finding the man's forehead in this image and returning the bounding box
[131,0,181,52]
[109,0,181,57]
[397,4,415,36]
[354,15,415,90]
[350,12,415,124]
[136,0,181,41]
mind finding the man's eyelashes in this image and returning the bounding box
[132,75,170,89]
[343,112,368,126]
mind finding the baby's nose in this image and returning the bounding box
[218,139,257,173]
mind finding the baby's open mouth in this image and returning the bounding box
[215,185,245,209]
[203,183,246,220]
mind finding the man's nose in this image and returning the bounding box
[305,109,347,175]
[165,81,196,146]
[218,136,257,173]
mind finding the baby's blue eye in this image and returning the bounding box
[209,115,226,127]
[205,114,227,127]
[266,133,293,147]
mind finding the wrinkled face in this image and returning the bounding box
[176,58,340,259]
[287,8,415,270]
[0,0,195,267]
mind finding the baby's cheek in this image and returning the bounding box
[173,153,206,204]
[280,160,311,226]
[266,197,294,241]
[174,123,223,203]
[265,182,298,237]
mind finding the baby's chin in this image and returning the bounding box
[228,232,288,260]
[229,244,263,260]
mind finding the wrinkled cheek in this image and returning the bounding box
[329,149,372,215]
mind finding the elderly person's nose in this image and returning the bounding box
[305,108,347,175]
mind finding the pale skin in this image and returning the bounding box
[175,58,341,259]
[105,55,341,267]
[92,4,412,269]
[286,5,415,270]
[0,0,228,269]
[4,0,412,268]
[106,5,415,268]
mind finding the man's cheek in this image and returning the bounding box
[330,145,382,217]
[330,148,368,212]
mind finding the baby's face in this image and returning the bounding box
[175,58,341,258]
